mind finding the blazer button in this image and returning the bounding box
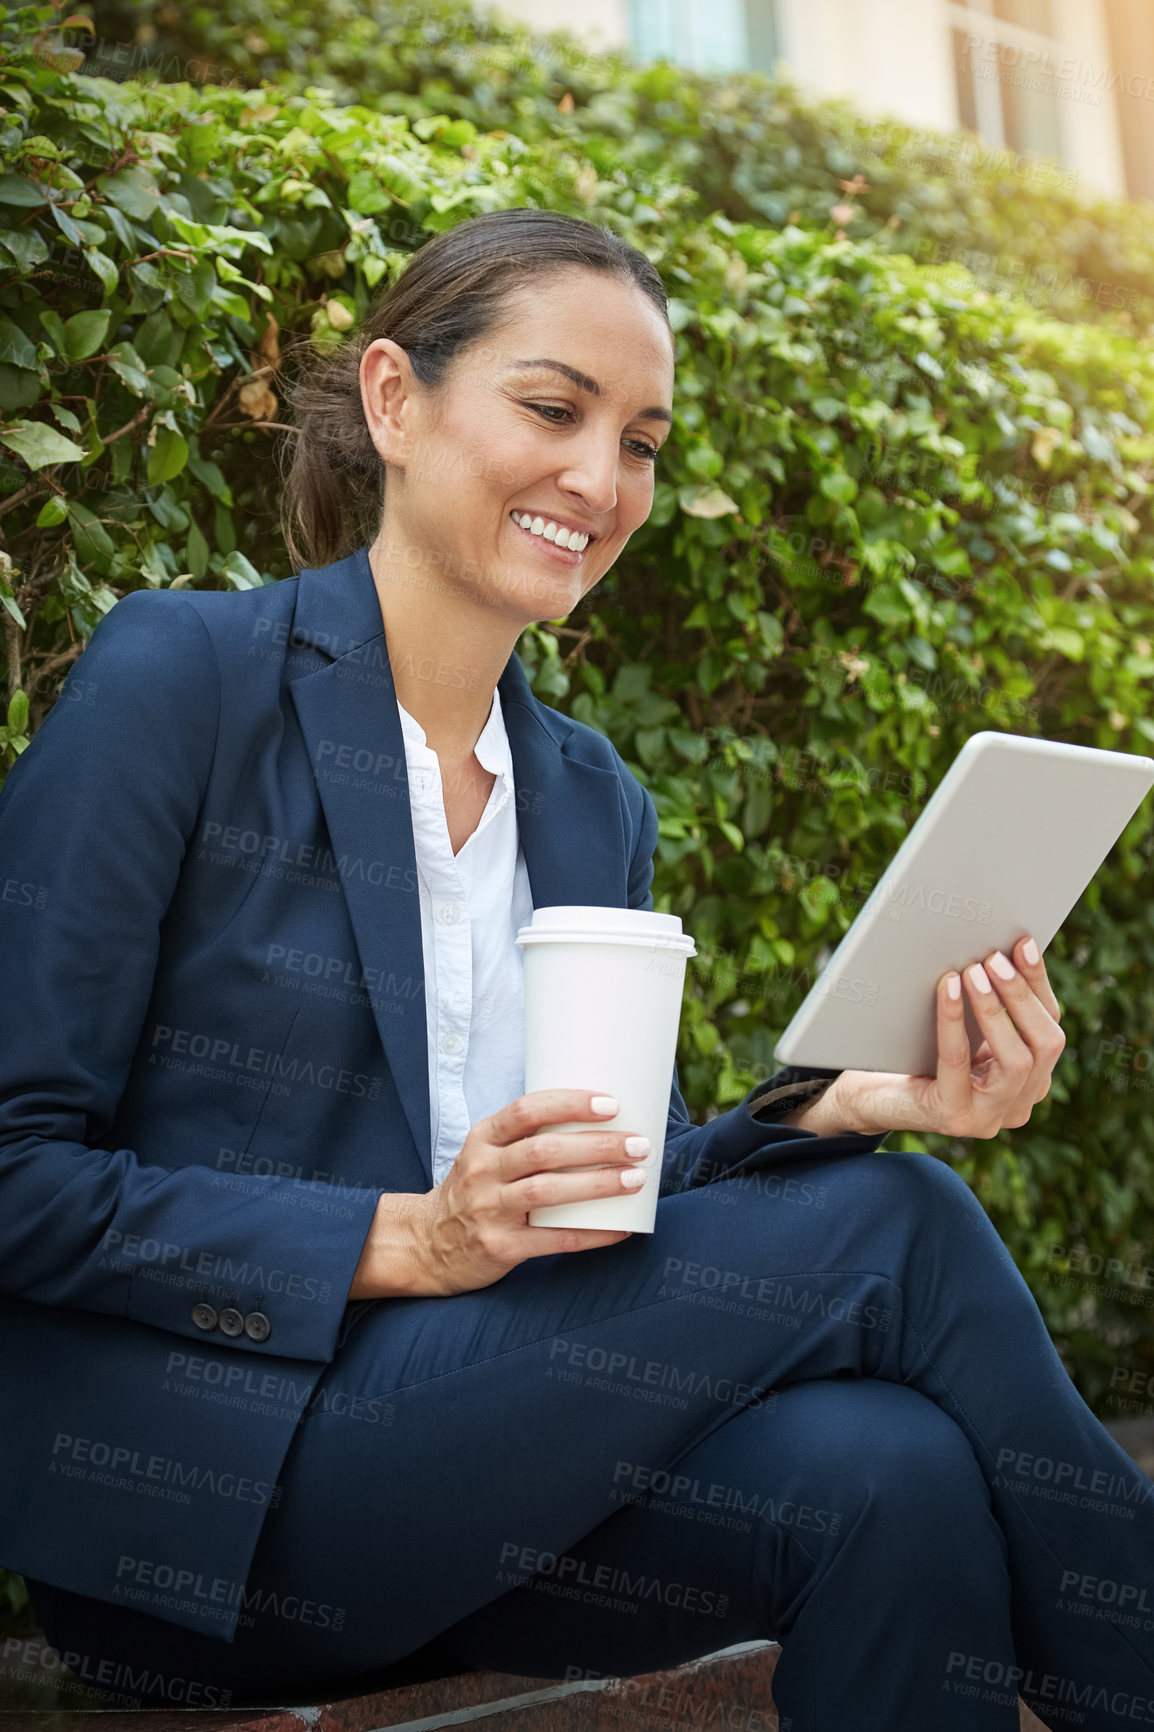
[191,1302,218,1331]
[218,1307,244,1338]
[244,1311,271,1343]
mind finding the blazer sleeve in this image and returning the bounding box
[0,590,382,1360]
[621,777,888,1198]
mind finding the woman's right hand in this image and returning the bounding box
[349,1091,650,1299]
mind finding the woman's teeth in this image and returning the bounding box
[510,511,590,552]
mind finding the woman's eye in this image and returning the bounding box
[527,405,659,463]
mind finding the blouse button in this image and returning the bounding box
[440,1032,463,1056]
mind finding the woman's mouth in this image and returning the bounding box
[509,510,591,565]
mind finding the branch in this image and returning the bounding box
[3,606,21,704]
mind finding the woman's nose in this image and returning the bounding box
[556,439,620,515]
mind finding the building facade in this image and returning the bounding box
[478,0,1154,203]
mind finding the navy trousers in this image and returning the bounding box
[28,1145,1154,1730]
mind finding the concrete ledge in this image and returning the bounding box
[0,1640,1058,1728]
[0,1639,782,1729]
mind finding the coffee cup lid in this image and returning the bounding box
[515,904,696,955]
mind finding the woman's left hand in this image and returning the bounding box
[828,934,1066,1139]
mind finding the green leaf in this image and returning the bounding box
[220,550,265,590]
[146,428,188,486]
[63,309,112,362]
[187,452,233,504]
[0,420,87,469]
[186,518,209,580]
[1041,627,1084,661]
[819,468,857,503]
[108,350,152,397]
[66,503,115,562]
[0,174,43,206]
[83,245,121,296]
[35,495,68,527]
[7,688,28,733]
[0,366,39,412]
[0,316,38,370]
[0,588,26,629]
[97,166,162,221]
[634,725,666,767]
[669,729,710,762]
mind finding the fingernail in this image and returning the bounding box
[1023,937,1040,965]
[621,1169,647,1188]
[591,1095,619,1115]
[625,1136,650,1157]
[946,972,961,1000]
[969,963,992,993]
[989,950,1015,981]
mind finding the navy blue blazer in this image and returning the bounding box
[0,544,884,1639]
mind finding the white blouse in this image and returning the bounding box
[395,686,535,1188]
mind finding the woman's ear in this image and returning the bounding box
[360,337,417,472]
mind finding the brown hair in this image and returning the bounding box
[276,207,670,573]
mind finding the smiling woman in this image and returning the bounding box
[5,209,1153,1731]
[280,216,676,777]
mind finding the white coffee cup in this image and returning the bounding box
[514,905,696,1233]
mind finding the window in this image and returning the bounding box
[627,0,779,77]
[1101,0,1154,202]
[950,0,1064,163]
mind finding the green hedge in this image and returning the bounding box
[3,0,1154,1445]
[79,0,1154,332]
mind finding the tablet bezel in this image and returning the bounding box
[772,731,1154,1074]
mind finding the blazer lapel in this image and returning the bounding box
[287,545,628,1187]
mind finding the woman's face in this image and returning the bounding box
[367,268,675,626]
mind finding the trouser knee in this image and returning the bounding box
[763,1380,996,1560]
[836,1146,994,1241]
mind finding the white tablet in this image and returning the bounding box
[773,731,1154,1074]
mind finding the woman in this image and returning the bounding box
[1,208,1150,1730]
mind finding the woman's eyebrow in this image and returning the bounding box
[509,357,673,425]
